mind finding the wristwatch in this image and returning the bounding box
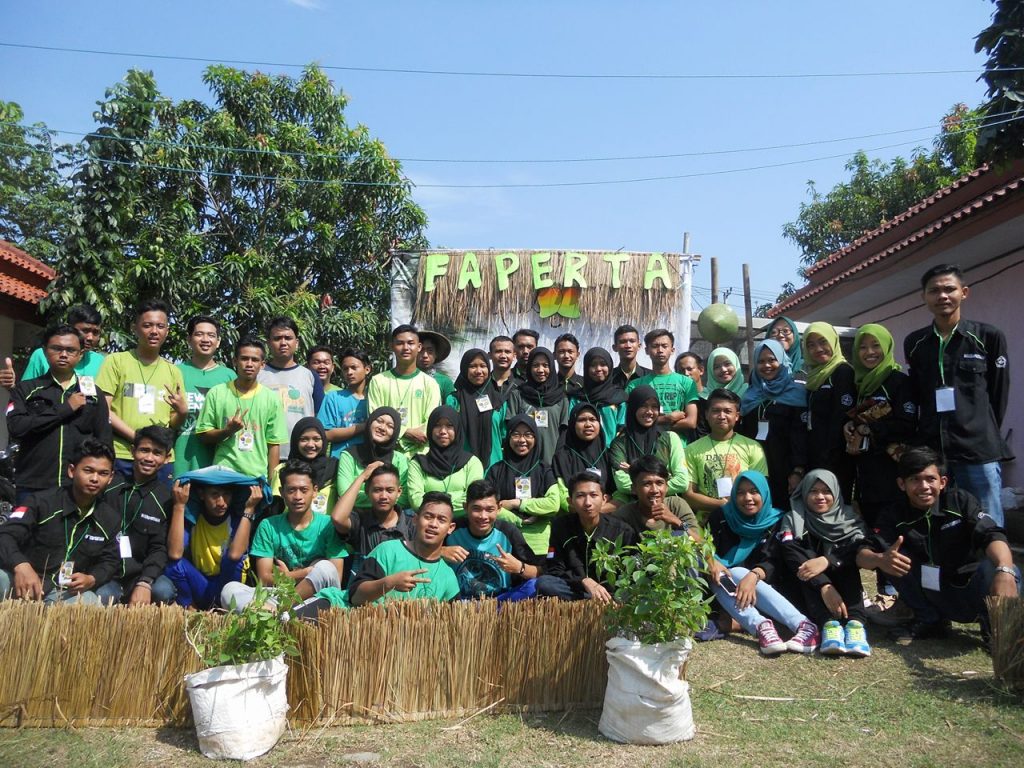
[242,512,256,522]
[994,565,1019,580]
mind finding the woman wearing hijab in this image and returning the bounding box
[505,348,570,463]
[706,470,819,656]
[271,417,339,515]
[766,316,805,381]
[608,385,689,504]
[335,407,409,511]
[486,414,560,556]
[406,405,484,515]
[552,403,618,513]
[780,470,870,656]
[446,348,506,469]
[739,340,808,511]
[801,322,857,499]
[567,347,626,447]
[695,347,749,439]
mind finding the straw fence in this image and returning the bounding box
[411,250,682,330]
[987,596,1024,692]
[0,598,609,728]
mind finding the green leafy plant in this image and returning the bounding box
[592,529,716,645]
[186,569,303,668]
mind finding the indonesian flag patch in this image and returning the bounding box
[9,507,27,519]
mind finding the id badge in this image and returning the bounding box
[397,406,409,423]
[78,376,97,397]
[716,476,734,498]
[475,396,492,413]
[237,429,255,452]
[587,466,602,478]
[58,560,74,587]
[755,420,769,440]
[921,564,941,591]
[533,409,549,428]
[117,533,133,559]
[312,493,328,514]
[515,477,532,500]
[935,387,956,413]
[137,392,156,414]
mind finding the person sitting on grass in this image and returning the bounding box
[442,479,540,601]
[221,460,346,612]
[535,472,638,602]
[609,385,689,503]
[0,439,118,605]
[705,470,819,656]
[552,403,618,514]
[165,480,262,610]
[612,455,700,540]
[98,425,177,606]
[331,461,414,574]
[855,447,1021,645]
[780,469,870,657]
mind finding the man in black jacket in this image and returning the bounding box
[96,426,176,606]
[904,264,1011,525]
[7,325,112,502]
[536,472,637,601]
[0,439,119,604]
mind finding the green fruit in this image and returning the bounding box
[697,304,739,344]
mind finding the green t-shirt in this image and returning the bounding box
[609,430,690,503]
[23,347,105,380]
[174,362,237,476]
[405,455,485,516]
[338,538,459,607]
[195,381,288,477]
[271,462,337,516]
[96,351,186,460]
[249,512,347,570]
[685,434,768,499]
[626,371,699,415]
[367,369,441,456]
[335,450,411,510]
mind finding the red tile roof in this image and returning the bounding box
[0,240,55,307]
[769,164,1024,317]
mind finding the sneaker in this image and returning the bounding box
[756,620,787,656]
[889,619,951,646]
[820,620,847,655]
[866,595,915,627]
[786,620,819,654]
[844,620,871,657]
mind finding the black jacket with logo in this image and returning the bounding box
[0,486,120,590]
[806,362,857,493]
[904,319,1011,463]
[104,472,170,586]
[544,513,637,591]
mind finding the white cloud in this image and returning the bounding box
[286,0,323,9]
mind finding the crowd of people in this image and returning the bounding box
[0,263,1018,658]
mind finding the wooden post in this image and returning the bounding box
[742,263,755,368]
[711,256,719,305]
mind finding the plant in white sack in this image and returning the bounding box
[592,528,715,745]
[184,569,302,761]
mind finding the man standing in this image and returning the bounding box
[175,316,236,477]
[418,330,456,403]
[307,346,341,394]
[626,329,699,435]
[904,265,1011,525]
[554,333,584,393]
[511,329,539,383]
[488,335,517,399]
[258,317,324,460]
[0,304,106,389]
[611,324,650,389]
[96,299,187,484]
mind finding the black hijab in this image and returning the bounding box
[486,414,556,501]
[515,347,566,407]
[414,405,475,479]
[553,403,614,492]
[452,349,499,465]
[288,417,337,488]
[578,347,626,407]
[348,406,401,467]
[619,384,664,465]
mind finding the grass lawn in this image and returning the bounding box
[0,617,1021,768]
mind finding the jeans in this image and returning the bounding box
[165,554,245,610]
[796,562,866,626]
[536,574,586,601]
[221,560,341,613]
[949,461,1004,526]
[95,575,177,605]
[712,566,810,636]
[890,559,1022,625]
[0,568,100,605]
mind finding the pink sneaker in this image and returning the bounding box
[756,620,787,656]
[786,620,820,654]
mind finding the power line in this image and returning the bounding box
[0,40,1017,81]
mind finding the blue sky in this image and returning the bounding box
[0,1,996,314]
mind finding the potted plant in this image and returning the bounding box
[183,570,302,761]
[591,528,715,745]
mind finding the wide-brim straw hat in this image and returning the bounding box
[418,330,452,364]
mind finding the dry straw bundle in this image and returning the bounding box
[411,250,682,331]
[986,596,1024,691]
[0,598,608,728]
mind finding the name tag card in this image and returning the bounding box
[78,376,97,397]
[716,477,734,498]
[755,421,770,441]
[533,410,549,428]
[935,387,956,413]
[475,396,492,412]
[515,477,532,500]
[921,564,941,591]
[117,534,133,559]
[238,429,255,452]
[137,392,156,414]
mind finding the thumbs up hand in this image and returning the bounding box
[0,357,15,389]
[880,535,912,577]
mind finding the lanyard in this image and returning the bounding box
[121,485,149,533]
[63,509,94,563]
[710,435,737,464]
[934,324,958,387]
[568,444,608,468]
[503,458,542,480]
[135,353,164,390]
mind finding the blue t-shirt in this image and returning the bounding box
[445,519,533,598]
[318,390,368,457]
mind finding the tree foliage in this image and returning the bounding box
[976,0,1024,165]
[43,65,427,361]
[782,104,981,266]
[0,101,74,264]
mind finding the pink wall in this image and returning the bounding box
[850,253,1023,487]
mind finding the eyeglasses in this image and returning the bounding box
[46,345,82,355]
[769,327,794,339]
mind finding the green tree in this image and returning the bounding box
[0,101,74,264]
[782,104,981,267]
[976,0,1024,165]
[44,65,427,360]
[755,281,795,318]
